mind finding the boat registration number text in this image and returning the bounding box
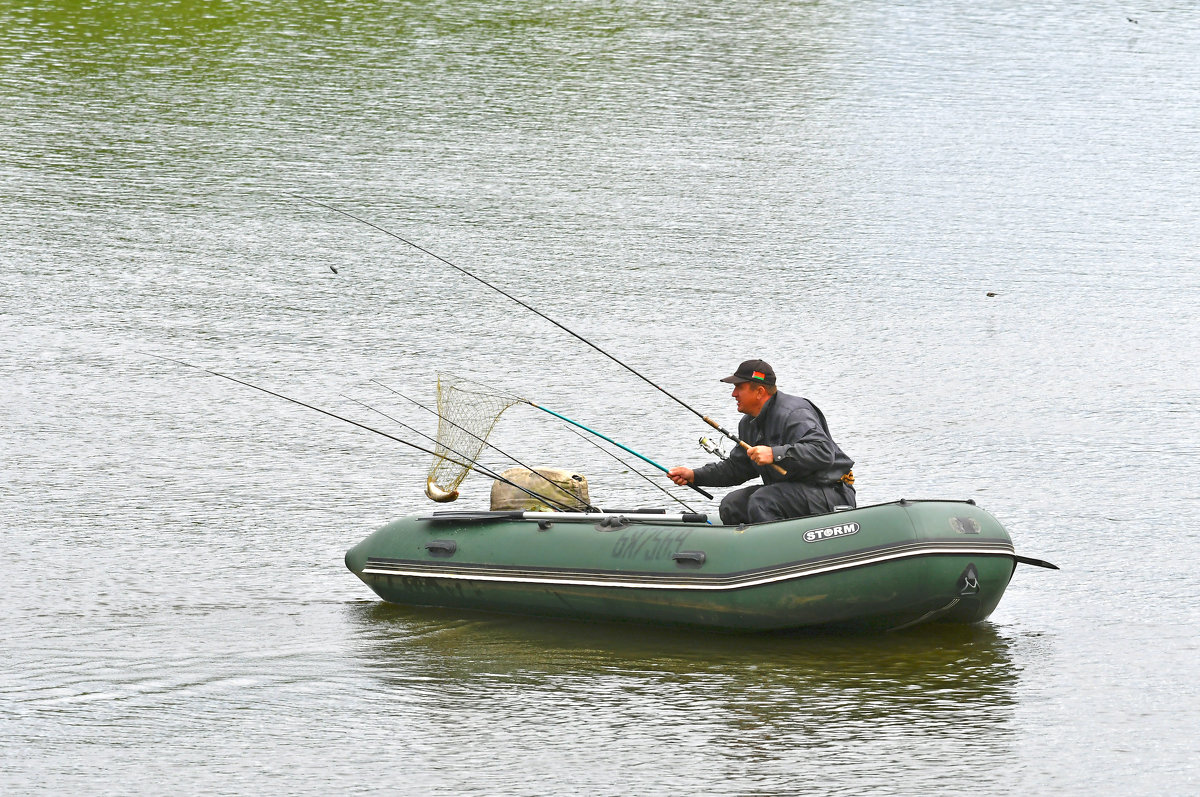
[611,527,694,560]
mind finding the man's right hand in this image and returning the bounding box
[667,466,695,485]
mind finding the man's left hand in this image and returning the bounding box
[746,445,774,466]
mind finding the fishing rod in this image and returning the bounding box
[561,425,696,513]
[369,380,600,512]
[342,393,591,513]
[143,353,577,511]
[519,397,716,500]
[445,374,714,501]
[288,194,786,476]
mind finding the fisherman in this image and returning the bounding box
[667,359,855,525]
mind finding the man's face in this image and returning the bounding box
[731,381,768,416]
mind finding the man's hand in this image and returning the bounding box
[746,445,775,466]
[667,466,694,485]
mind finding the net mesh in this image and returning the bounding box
[424,375,519,502]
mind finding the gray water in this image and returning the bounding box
[2,1,1198,794]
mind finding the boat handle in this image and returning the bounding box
[672,550,706,567]
[425,540,458,557]
[595,516,630,531]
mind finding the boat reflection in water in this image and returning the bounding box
[345,601,1023,788]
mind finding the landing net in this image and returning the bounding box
[425,375,519,502]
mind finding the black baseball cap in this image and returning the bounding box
[720,359,776,386]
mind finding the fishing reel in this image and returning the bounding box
[698,436,728,460]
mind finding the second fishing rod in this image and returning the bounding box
[290,194,787,477]
[144,354,584,513]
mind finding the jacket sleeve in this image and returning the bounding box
[771,405,837,476]
[692,444,757,487]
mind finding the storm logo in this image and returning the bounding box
[803,522,861,543]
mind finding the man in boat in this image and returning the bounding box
[667,359,855,525]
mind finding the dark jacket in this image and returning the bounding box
[693,391,853,488]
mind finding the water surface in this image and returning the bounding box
[2,1,1198,794]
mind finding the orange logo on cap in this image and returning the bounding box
[752,371,766,380]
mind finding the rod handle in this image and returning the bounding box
[736,440,789,475]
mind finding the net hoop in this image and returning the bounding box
[424,375,519,502]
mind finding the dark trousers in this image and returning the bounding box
[718,481,856,525]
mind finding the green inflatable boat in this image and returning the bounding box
[346,499,1055,632]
